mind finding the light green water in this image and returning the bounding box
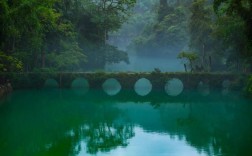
[0,89,252,156]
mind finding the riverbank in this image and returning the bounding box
[0,83,12,99]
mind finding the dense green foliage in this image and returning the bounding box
[178,51,198,71]
[212,0,252,72]
[189,0,251,72]
[125,0,252,72]
[129,0,190,57]
[0,0,136,72]
[213,0,252,41]
[0,0,252,73]
[0,51,23,72]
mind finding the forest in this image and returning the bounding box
[1,1,252,155]
[0,0,252,73]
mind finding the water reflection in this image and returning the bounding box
[222,80,230,96]
[77,123,134,154]
[78,127,207,156]
[71,78,89,95]
[198,81,210,96]
[0,89,251,156]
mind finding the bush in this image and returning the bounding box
[0,51,23,72]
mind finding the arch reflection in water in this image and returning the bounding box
[44,78,59,88]
[222,80,230,95]
[71,78,89,95]
[102,78,121,96]
[134,78,152,96]
[165,78,184,96]
[198,81,210,96]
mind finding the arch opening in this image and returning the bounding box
[165,78,184,96]
[44,78,59,88]
[134,78,152,96]
[71,78,89,95]
[198,81,210,96]
[222,80,230,95]
[102,78,121,96]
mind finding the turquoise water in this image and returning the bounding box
[0,89,252,156]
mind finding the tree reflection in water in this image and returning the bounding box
[44,123,134,155]
[0,89,251,156]
[82,123,134,154]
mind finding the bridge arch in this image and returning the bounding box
[71,78,89,88]
[102,78,121,96]
[134,78,152,96]
[71,78,89,95]
[222,79,231,95]
[198,81,210,96]
[165,78,184,96]
[44,78,59,88]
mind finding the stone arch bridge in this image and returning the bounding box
[4,72,247,91]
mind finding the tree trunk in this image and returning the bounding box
[41,51,45,68]
[190,60,193,72]
[184,64,187,72]
[202,43,205,66]
[209,56,212,72]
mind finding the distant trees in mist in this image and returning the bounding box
[128,0,252,72]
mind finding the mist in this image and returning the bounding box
[105,0,186,72]
[105,55,184,72]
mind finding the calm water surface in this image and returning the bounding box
[0,89,252,156]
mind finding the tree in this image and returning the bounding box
[0,0,61,71]
[90,0,136,42]
[213,0,252,72]
[189,0,213,68]
[213,0,252,42]
[73,0,136,70]
[46,40,87,71]
[0,0,136,72]
[212,15,250,71]
[178,51,198,72]
[131,0,189,57]
[0,51,23,72]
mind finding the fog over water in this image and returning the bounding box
[105,0,186,72]
[105,56,184,72]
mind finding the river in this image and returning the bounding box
[0,89,251,156]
